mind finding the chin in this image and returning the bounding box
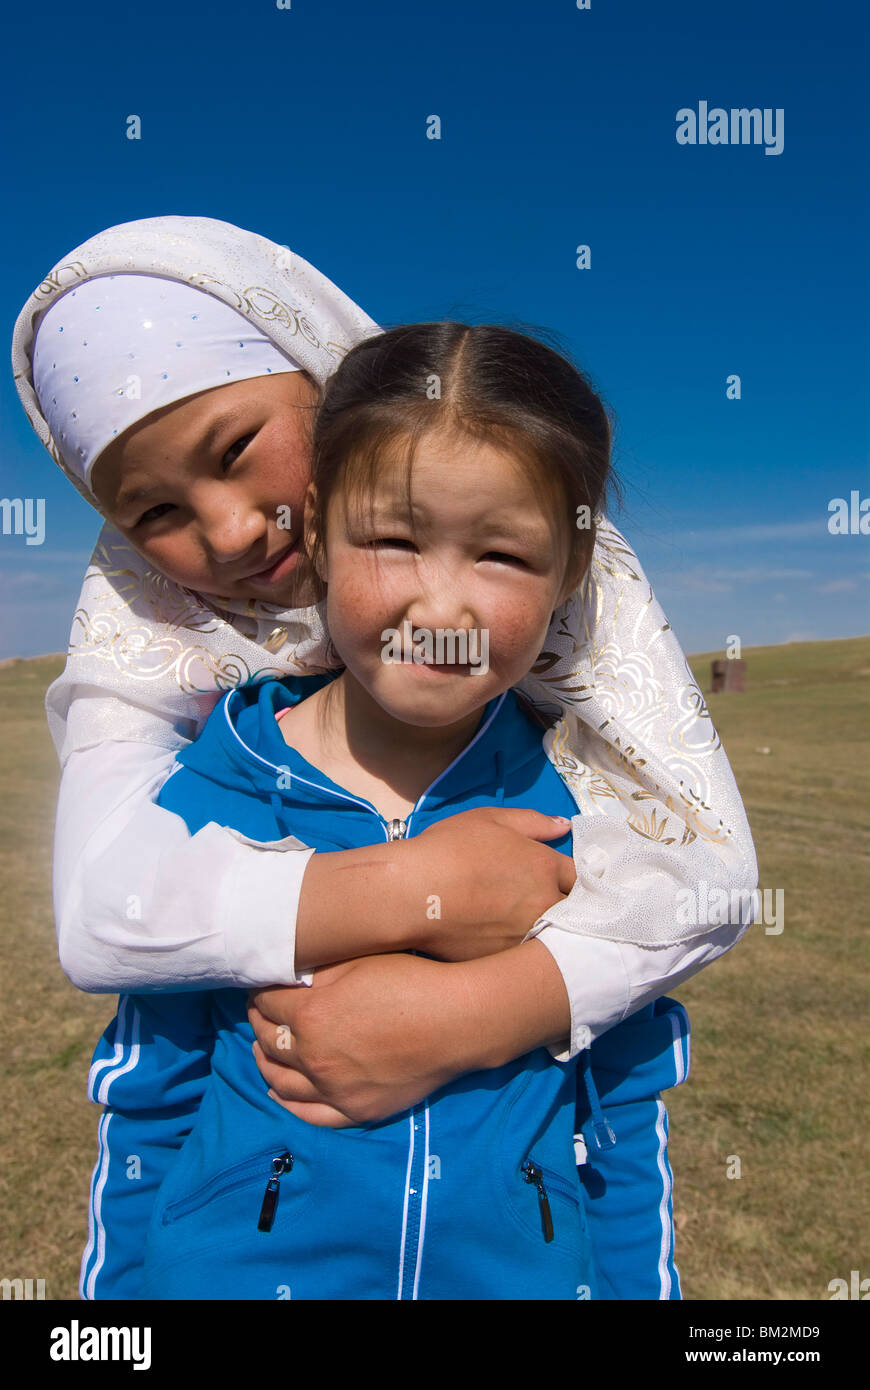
[236,574,321,609]
[373,679,496,728]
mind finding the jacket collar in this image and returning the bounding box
[178,675,547,823]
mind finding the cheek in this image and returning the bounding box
[137,533,203,586]
[259,418,313,514]
[117,521,214,590]
[326,555,400,643]
[478,582,555,661]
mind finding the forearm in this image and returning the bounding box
[444,939,572,1074]
[55,740,316,992]
[250,943,572,1126]
[295,808,577,971]
[294,842,420,970]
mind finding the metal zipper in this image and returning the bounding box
[243,703,501,1290]
[522,1160,555,1242]
[162,1147,292,1224]
[379,817,432,1301]
[258,1151,294,1232]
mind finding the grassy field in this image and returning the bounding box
[0,638,867,1300]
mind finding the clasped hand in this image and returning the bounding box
[249,953,471,1128]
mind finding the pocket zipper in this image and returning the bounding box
[258,1151,294,1232]
[521,1159,580,1244]
[162,1148,294,1226]
[522,1160,554,1242]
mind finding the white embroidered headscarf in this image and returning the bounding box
[12,214,756,946]
[32,272,306,493]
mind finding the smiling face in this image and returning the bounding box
[312,426,584,730]
[89,370,320,606]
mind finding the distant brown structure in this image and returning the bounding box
[711,658,746,693]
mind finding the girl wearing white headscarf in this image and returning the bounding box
[12,215,756,1080]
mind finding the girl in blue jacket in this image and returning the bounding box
[84,321,690,1300]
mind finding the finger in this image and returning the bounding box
[248,1004,297,1062]
[557,855,578,896]
[248,995,288,1031]
[486,807,574,841]
[248,986,307,1025]
[267,1093,358,1129]
[251,1040,321,1102]
[248,987,285,1018]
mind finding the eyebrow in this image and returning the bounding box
[197,407,249,455]
[114,408,249,510]
[115,481,161,509]
[368,501,549,537]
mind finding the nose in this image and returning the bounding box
[196,486,266,565]
[405,555,477,634]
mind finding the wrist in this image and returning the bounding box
[427,959,496,1077]
[452,941,572,1071]
[367,837,442,956]
[383,839,431,953]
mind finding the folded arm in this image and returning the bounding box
[54,739,316,993]
[251,911,745,1125]
[53,739,576,992]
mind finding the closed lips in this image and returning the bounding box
[244,541,297,581]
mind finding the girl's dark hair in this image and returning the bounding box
[305,321,618,592]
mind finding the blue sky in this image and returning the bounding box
[1,0,867,658]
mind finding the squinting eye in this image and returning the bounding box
[366,538,417,551]
[222,434,255,470]
[481,551,526,566]
[137,502,175,527]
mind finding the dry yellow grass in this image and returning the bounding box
[0,639,867,1299]
[0,656,112,1300]
[669,636,870,1299]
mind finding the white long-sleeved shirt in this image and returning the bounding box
[54,737,749,1060]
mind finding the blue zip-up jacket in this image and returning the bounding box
[81,676,690,1301]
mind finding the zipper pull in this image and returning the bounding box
[522,1160,554,1243]
[257,1151,293,1232]
[387,818,407,841]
